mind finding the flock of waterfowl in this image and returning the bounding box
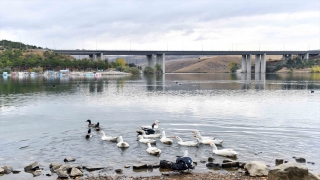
[85,119,238,157]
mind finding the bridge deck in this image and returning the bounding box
[54,50,320,56]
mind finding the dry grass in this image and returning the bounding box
[165,55,283,73]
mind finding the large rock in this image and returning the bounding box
[159,160,172,169]
[85,166,105,171]
[133,163,148,169]
[2,166,13,174]
[56,170,69,178]
[24,162,39,172]
[57,165,72,173]
[70,167,83,177]
[32,170,42,177]
[222,161,240,168]
[64,157,76,162]
[50,163,62,173]
[268,162,311,180]
[206,162,221,168]
[0,167,4,174]
[244,161,268,177]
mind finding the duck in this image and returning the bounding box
[173,136,199,147]
[137,135,157,144]
[100,130,118,142]
[86,119,95,127]
[85,129,92,139]
[141,120,160,130]
[208,142,237,157]
[142,130,161,138]
[136,128,155,135]
[192,130,215,140]
[117,136,130,148]
[95,122,101,131]
[311,90,314,93]
[160,130,173,145]
[146,142,161,155]
[195,134,223,145]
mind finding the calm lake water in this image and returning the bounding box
[0,73,320,179]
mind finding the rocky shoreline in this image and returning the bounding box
[1,156,320,180]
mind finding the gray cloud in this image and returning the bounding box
[0,0,319,49]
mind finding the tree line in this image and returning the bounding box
[0,49,142,73]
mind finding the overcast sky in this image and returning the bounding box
[0,0,319,51]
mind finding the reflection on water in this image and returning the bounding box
[0,73,320,180]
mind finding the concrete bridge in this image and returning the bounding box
[53,50,320,74]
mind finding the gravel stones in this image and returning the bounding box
[276,159,284,166]
[64,157,76,162]
[208,157,214,162]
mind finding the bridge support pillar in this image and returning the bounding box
[289,54,293,60]
[89,54,94,59]
[298,54,302,60]
[304,53,309,60]
[282,54,287,64]
[147,55,152,67]
[261,53,266,73]
[241,55,247,73]
[255,54,261,73]
[156,53,166,74]
[96,54,100,59]
[246,54,251,74]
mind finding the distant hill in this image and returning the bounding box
[0,40,44,50]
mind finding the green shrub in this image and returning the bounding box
[130,67,141,74]
[0,68,11,74]
[227,62,239,73]
[143,66,155,74]
[155,64,163,74]
[311,66,320,73]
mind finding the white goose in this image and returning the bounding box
[141,120,160,130]
[208,142,237,157]
[146,142,161,155]
[137,135,156,144]
[142,130,161,138]
[173,136,199,147]
[160,130,173,145]
[195,134,223,145]
[192,130,215,140]
[100,131,118,142]
[117,136,130,148]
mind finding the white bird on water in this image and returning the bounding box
[100,131,118,142]
[137,135,156,144]
[146,142,161,155]
[160,130,173,145]
[208,142,237,157]
[173,136,199,147]
[192,130,215,140]
[117,136,130,148]
[195,134,223,145]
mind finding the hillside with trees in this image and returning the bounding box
[0,40,141,74]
